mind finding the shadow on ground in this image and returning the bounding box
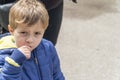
[64,0,119,20]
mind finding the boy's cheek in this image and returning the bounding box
[15,40,26,48]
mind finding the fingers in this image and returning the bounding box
[18,46,31,59]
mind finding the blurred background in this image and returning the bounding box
[56,0,120,80]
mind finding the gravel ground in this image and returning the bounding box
[56,0,120,80]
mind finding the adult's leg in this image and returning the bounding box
[43,1,63,45]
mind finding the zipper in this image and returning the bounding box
[33,51,42,80]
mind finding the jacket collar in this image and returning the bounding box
[0,35,17,50]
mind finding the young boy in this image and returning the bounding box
[0,0,65,80]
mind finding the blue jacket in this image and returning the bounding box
[0,34,65,80]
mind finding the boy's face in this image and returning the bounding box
[9,21,45,51]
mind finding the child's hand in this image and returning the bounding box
[18,46,31,59]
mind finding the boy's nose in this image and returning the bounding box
[26,36,34,43]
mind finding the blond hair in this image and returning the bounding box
[9,0,49,30]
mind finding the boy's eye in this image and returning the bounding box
[20,32,27,35]
[35,32,41,35]
[21,32,26,34]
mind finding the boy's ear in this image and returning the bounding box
[8,25,14,34]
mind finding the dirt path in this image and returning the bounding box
[56,0,120,80]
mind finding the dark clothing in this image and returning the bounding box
[44,1,63,45]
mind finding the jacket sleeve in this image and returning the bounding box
[48,41,65,80]
[0,49,26,80]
